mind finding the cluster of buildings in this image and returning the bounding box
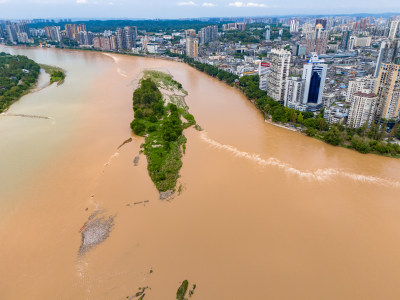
[0,21,32,44]
[2,14,400,131]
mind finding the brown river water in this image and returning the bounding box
[1,46,400,299]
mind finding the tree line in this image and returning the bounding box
[0,52,40,112]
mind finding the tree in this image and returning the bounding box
[130,120,146,136]
[390,123,399,140]
[351,135,370,153]
[288,109,297,123]
[323,127,342,146]
[297,112,304,124]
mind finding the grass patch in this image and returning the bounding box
[40,64,66,85]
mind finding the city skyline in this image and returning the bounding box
[0,0,400,19]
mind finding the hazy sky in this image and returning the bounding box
[0,0,399,19]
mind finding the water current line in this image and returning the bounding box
[199,131,400,188]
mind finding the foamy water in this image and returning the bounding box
[200,131,400,188]
[102,53,128,77]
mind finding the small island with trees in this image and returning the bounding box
[130,70,198,199]
[0,52,40,113]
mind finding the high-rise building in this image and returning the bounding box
[124,26,137,49]
[374,40,400,77]
[340,30,351,51]
[65,24,78,40]
[5,22,17,44]
[186,35,198,58]
[302,53,327,110]
[78,31,94,46]
[116,26,137,50]
[346,76,376,103]
[16,32,30,44]
[236,23,246,31]
[15,22,30,39]
[374,63,400,120]
[266,48,291,102]
[44,26,61,42]
[290,19,299,33]
[0,24,4,40]
[265,25,271,42]
[93,36,112,51]
[116,27,125,50]
[110,35,118,51]
[284,77,305,108]
[348,35,356,51]
[305,25,328,55]
[347,92,378,128]
[77,24,87,33]
[258,61,270,91]
[199,25,218,44]
[389,21,399,40]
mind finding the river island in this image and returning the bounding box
[131,70,198,198]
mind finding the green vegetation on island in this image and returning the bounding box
[40,64,66,85]
[176,280,196,300]
[130,71,197,196]
[0,52,40,113]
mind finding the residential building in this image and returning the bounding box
[115,26,137,50]
[78,31,93,46]
[199,25,218,44]
[374,39,400,77]
[258,61,270,91]
[375,63,400,120]
[65,24,78,40]
[186,35,198,58]
[305,25,328,55]
[44,26,61,42]
[290,19,299,33]
[266,48,291,102]
[346,75,376,102]
[116,27,125,50]
[389,20,399,40]
[340,30,351,51]
[347,92,378,128]
[124,26,137,49]
[284,77,305,108]
[5,22,17,44]
[265,26,270,42]
[77,24,86,33]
